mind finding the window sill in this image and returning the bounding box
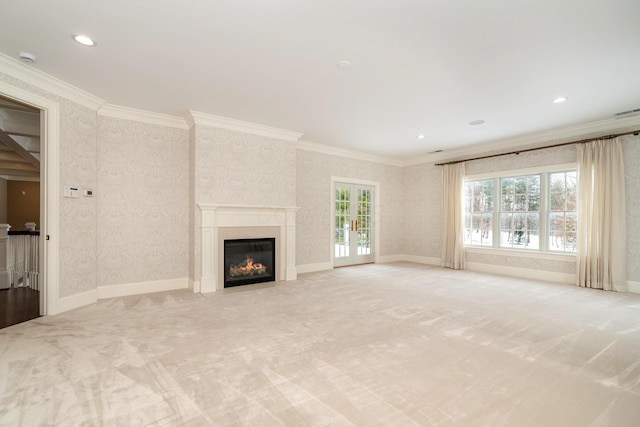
[465,246,576,262]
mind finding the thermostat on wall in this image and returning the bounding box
[64,186,80,198]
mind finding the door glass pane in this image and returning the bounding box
[357,188,372,255]
[335,186,350,258]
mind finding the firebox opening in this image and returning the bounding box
[223,238,276,288]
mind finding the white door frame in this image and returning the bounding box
[330,177,380,267]
[1,82,60,315]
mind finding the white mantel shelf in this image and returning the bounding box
[198,204,299,293]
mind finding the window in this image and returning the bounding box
[465,167,576,253]
[500,175,540,250]
[548,171,577,252]
[464,179,493,246]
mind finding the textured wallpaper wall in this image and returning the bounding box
[58,99,98,297]
[191,125,297,280]
[296,150,404,266]
[194,126,297,206]
[402,162,441,259]
[1,73,99,298]
[188,126,197,283]
[3,69,640,302]
[96,116,189,287]
[622,135,640,282]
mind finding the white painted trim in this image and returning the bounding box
[377,254,440,265]
[57,290,97,314]
[627,281,640,295]
[188,278,201,293]
[98,104,188,129]
[0,81,61,316]
[296,262,333,274]
[467,261,575,284]
[97,277,188,299]
[376,254,406,263]
[406,115,640,166]
[330,177,381,268]
[0,52,104,111]
[297,140,404,167]
[188,111,303,142]
[465,247,576,262]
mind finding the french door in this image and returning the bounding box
[334,183,374,267]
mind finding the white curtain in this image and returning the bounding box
[441,162,466,269]
[576,138,626,291]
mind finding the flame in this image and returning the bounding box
[229,256,267,278]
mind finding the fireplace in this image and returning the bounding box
[224,238,276,288]
[198,204,299,293]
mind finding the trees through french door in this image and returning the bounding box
[334,183,374,267]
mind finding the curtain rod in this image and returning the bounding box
[435,129,640,166]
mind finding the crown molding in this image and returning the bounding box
[187,111,303,142]
[297,140,404,167]
[98,104,188,129]
[405,115,640,166]
[0,52,104,111]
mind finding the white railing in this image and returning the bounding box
[7,231,39,291]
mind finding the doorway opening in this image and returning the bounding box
[0,95,42,328]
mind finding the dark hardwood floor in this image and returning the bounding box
[0,287,40,329]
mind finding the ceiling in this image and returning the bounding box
[1,0,639,160]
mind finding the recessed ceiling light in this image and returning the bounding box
[73,34,96,46]
[469,119,485,125]
[552,97,568,103]
[417,134,425,140]
[336,60,351,69]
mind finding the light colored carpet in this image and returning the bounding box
[1,262,640,426]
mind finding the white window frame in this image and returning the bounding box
[464,163,576,260]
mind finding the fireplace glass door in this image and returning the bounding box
[223,238,276,287]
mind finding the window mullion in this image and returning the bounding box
[493,177,500,248]
[540,173,548,252]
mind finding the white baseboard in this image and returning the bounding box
[189,278,201,293]
[97,277,189,300]
[627,281,640,294]
[402,255,441,266]
[296,256,441,272]
[296,262,333,274]
[376,254,405,263]
[377,254,441,266]
[467,262,575,284]
[57,289,98,314]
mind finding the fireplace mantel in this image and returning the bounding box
[198,204,299,293]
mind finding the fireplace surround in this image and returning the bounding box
[198,204,298,293]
